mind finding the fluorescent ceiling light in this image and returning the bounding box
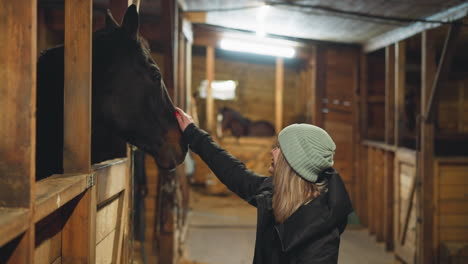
[219,39,296,58]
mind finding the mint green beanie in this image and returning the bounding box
[278,124,336,183]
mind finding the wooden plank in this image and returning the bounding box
[96,197,120,243]
[94,158,128,204]
[183,11,206,24]
[375,149,385,242]
[368,147,375,234]
[362,140,397,152]
[185,38,193,111]
[35,174,91,223]
[439,228,468,241]
[63,0,92,174]
[360,53,368,140]
[314,45,326,127]
[358,145,368,227]
[384,151,395,250]
[0,209,29,248]
[385,46,395,145]
[439,215,468,228]
[0,230,35,264]
[62,187,97,264]
[0,1,37,259]
[394,41,405,147]
[439,185,468,200]
[206,46,215,133]
[0,0,36,214]
[117,145,133,264]
[96,230,116,264]
[419,29,437,264]
[438,169,468,185]
[426,22,462,121]
[34,227,61,264]
[275,57,284,134]
[439,201,468,214]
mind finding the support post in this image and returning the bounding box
[62,0,95,263]
[419,28,436,264]
[275,57,284,133]
[206,46,215,133]
[0,1,37,262]
[385,46,395,145]
[394,41,406,147]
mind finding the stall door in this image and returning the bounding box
[394,149,418,264]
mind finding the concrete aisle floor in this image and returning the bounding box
[183,189,394,264]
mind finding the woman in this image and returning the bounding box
[175,107,353,264]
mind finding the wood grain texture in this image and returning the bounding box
[63,0,92,174]
[0,0,36,209]
[35,174,91,223]
[62,187,97,264]
[419,29,437,264]
[385,46,395,145]
[0,209,29,248]
[394,41,406,147]
[94,158,128,204]
[205,46,215,133]
[275,57,284,134]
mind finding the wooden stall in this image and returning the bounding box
[358,16,468,263]
[0,0,138,263]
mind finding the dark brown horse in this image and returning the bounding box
[36,5,187,180]
[219,107,275,137]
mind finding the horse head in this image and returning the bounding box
[92,5,187,169]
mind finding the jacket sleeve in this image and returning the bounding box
[183,123,267,202]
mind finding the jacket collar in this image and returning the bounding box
[274,170,353,252]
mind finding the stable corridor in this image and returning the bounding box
[183,189,394,264]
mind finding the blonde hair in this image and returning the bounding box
[272,151,329,223]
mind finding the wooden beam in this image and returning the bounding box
[360,53,368,139]
[383,151,394,250]
[394,41,406,147]
[183,11,206,24]
[0,0,36,209]
[385,46,395,145]
[185,38,193,111]
[275,57,284,133]
[63,0,92,174]
[62,1,95,263]
[363,2,468,52]
[314,45,325,127]
[0,0,36,261]
[418,28,437,264]
[163,0,179,100]
[35,174,92,223]
[425,22,462,122]
[206,46,215,133]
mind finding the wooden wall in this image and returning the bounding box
[191,50,306,129]
[318,45,360,206]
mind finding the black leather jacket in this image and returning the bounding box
[183,124,353,264]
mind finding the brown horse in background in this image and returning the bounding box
[219,107,275,137]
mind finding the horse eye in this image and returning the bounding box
[152,72,161,82]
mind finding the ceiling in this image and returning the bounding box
[181,0,468,48]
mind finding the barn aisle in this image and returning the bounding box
[183,189,394,264]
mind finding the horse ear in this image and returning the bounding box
[106,9,119,29]
[122,4,139,39]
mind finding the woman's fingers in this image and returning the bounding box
[174,107,194,131]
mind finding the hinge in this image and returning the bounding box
[87,173,96,188]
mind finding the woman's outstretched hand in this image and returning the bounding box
[175,107,194,132]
